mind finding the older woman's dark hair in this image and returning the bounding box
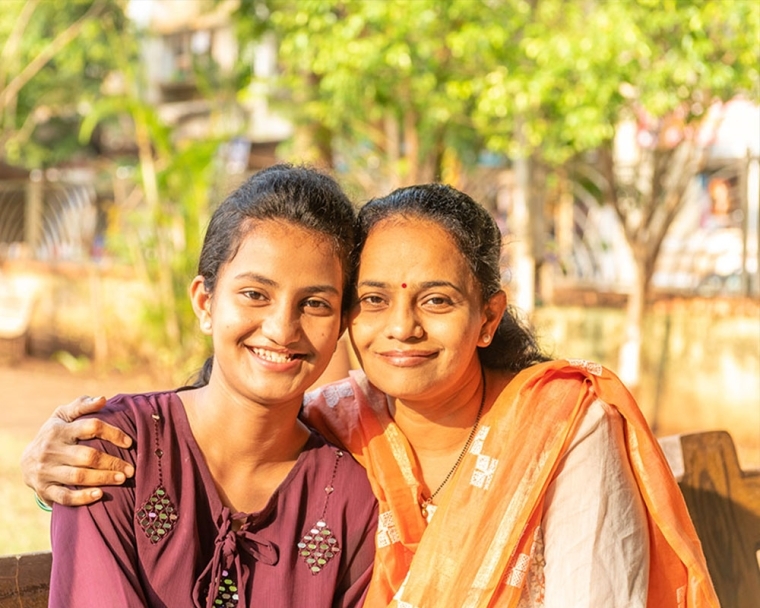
[355,183,549,372]
[191,164,356,386]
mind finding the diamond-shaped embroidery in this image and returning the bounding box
[136,485,178,544]
[212,570,239,607]
[297,521,341,574]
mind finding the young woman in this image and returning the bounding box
[43,165,378,608]
[24,183,717,607]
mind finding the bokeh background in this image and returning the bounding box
[1,0,758,554]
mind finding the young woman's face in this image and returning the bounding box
[350,217,492,403]
[193,220,345,407]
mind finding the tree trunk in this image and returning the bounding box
[618,251,647,394]
[403,109,420,186]
[509,153,536,314]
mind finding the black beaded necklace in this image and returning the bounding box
[419,367,486,520]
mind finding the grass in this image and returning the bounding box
[0,431,51,554]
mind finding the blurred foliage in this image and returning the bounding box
[75,21,231,375]
[0,0,129,167]
[0,1,234,373]
[236,0,758,177]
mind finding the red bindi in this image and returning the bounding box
[401,283,407,288]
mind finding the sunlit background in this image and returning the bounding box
[1,0,758,554]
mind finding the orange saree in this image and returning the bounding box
[303,359,718,607]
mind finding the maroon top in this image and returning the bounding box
[49,391,378,608]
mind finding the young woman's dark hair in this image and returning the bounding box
[192,164,356,386]
[355,183,549,372]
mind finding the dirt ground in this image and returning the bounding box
[0,358,174,554]
[2,358,172,438]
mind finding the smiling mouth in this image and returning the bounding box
[379,350,437,365]
[251,347,303,363]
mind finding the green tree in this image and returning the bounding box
[0,0,127,167]
[237,0,530,193]
[472,0,759,390]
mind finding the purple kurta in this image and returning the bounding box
[49,391,378,608]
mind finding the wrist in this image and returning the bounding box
[34,493,53,512]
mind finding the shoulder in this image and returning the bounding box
[305,431,374,497]
[565,397,624,453]
[80,390,182,449]
[303,370,386,416]
[304,431,364,474]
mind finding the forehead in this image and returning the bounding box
[359,217,472,283]
[225,219,343,279]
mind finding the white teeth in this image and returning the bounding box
[252,347,294,363]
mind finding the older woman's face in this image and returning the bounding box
[349,217,489,403]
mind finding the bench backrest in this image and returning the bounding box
[0,551,51,608]
[659,429,760,608]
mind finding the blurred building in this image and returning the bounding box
[554,99,759,299]
[125,0,291,166]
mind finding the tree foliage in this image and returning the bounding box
[234,0,757,193]
[0,0,129,167]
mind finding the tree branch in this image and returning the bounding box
[0,0,106,111]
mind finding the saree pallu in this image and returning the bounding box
[303,360,719,607]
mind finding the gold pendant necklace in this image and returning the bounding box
[419,367,486,520]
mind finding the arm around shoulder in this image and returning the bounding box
[20,395,135,507]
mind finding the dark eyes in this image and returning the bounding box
[241,291,335,315]
[242,289,267,301]
[358,295,386,308]
[424,296,453,307]
[357,294,455,310]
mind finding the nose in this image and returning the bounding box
[261,301,301,345]
[385,300,424,341]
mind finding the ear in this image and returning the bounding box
[478,289,507,347]
[190,275,213,335]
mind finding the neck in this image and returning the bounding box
[181,383,309,470]
[390,366,486,456]
[180,382,310,513]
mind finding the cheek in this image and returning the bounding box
[430,315,480,347]
[305,317,342,348]
[348,311,375,345]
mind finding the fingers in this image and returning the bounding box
[65,417,133,450]
[47,461,130,488]
[39,482,105,508]
[52,395,106,421]
[62,444,135,479]
[20,396,135,506]
[47,395,131,448]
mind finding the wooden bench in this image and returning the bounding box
[1,430,758,606]
[0,551,51,608]
[659,430,760,608]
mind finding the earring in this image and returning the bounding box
[201,321,212,332]
[482,334,491,344]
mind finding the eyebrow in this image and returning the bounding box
[357,279,464,294]
[234,272,341,296]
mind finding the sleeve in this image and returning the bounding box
[48,434,148,607]
[537,399,650,608]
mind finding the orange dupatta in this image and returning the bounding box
[303,360,719,607]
